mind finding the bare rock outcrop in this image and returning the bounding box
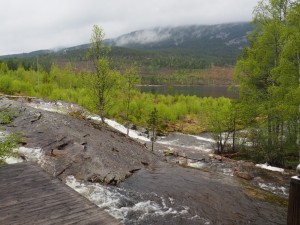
[0,98,159,184]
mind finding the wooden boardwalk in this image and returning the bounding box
[0,163,122,225]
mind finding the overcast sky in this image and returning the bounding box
[0,0,259,55]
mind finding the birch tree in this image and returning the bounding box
[88,25,118,123]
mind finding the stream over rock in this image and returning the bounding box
[0,98,158,184]
[0,97,290,224]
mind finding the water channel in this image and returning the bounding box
[4,98,289,225]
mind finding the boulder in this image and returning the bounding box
[233,168,254,180]
[163,148,178,156]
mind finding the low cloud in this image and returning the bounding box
[0,0,258,55]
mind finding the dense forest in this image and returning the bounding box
[234,0,300,168]
[0,46,235,86]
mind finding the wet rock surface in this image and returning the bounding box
[152,133,293,198]
[0,98,290,224]
[120,164,287,225]
[0,98,158,184]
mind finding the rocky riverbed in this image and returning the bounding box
[0,97,293,225]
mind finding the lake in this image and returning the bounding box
[138,85,239,98]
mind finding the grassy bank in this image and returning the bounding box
[0,64,233,134]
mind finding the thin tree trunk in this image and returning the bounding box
[232,116,236,152]
[151,126,155,152]
[126,91,131,136]
[297,51,300,162]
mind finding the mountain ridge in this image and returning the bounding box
[0,22,252,59]
[113,22,251,49]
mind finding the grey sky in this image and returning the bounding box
[0,0,258,55]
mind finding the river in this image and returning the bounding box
[64,132,288,225]
[138,85,239,98]
[4,99,289,225]
[65,156,288,225]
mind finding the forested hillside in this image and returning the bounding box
[0,23,252,85]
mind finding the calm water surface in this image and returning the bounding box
[139,85,239,98]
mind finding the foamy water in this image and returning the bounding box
[88,116,150,142]
[1,128,43,164]
[256,163,284,173]
[188,134,215,143]
[187,160,206,169]
[27,101,66,113]
[2,99,289,221]
[26,100,150,143]
[4,147,44,164]
[157,133,213,153]
[66,175,210,224]
[0,131,7,141]
[258,182,288,196]
[3,145,58,175]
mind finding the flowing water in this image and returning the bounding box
[2,99,288,225]
[64,163,287,225]
[66,174,210,225]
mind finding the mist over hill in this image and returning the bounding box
[113,22,251,53]
[1,22,252,60]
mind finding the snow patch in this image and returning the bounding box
[256,163,284,173]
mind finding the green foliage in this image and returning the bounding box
[0,75,13,95]
[0,109,23,164]
[87,25,121,123]
[0,132,23,165]
[148,107,158,128]
[0,113,12,125]
[0,108,19,125]
[122,65,140,134]
[0,56,240,135]
[0,62,8,74]
[235,0,300,167]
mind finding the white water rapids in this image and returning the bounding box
[66,175,211,224]
[1,99,290,224]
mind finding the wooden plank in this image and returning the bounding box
[0,163,122,225]
[287,176,300,225]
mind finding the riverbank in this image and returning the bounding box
[0,97,292,224]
